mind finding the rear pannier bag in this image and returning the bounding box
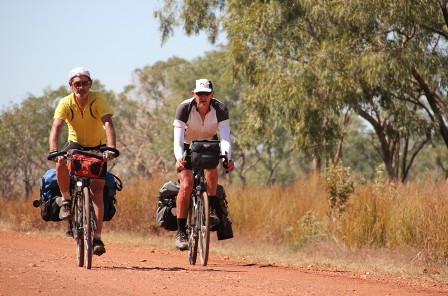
[35,169,122,222]
[190,140,220,170]
[156,180,180,231]
[215,185,233,240]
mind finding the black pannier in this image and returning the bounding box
[215,184,233,240]
[155,180,233,240]
[103,172,122,221]
[35,169,62,222]
[156,180,180,231]
[190,140,220,170]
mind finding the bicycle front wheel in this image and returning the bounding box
[75,194,84,267]
[187,196,198,265]
[83,186,93,269]
[199,191,210,266]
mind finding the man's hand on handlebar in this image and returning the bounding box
[223,159,235,173]
[103,151,115,162]
[100,146,120,162]
[48,150,65,163]
[176,158,187,171]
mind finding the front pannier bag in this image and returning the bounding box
[190,140,220,170]
[36,168,62,221]
[35,169,122,222]
[156,180,180,231]
[103,172,123,221]
[67,149,104,179]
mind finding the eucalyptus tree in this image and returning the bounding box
[155,0,444,181]
[307,0,446,180]
[0,87,69,199]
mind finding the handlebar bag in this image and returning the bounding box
[190,140,220,170]
[67,150,104,179]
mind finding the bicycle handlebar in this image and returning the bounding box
[99,146,120,158]
[47,150,68,161]
[47,147,120,161]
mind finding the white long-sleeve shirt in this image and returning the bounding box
[173,97,231,160]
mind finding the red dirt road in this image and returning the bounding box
[0,231,447,296]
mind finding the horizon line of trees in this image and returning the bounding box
[3,1,448,199]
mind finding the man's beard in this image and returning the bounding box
[75,90,87,99]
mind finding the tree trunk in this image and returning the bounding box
[312,157,321,174]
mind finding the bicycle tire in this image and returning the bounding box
[75,194,84,267]
[199,191,210,266]
[83,186,93,269]
[187,197,198,265]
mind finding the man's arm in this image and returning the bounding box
[49,118,65,151]
[101,114,116,148]
[173,125,185,161]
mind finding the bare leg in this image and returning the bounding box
[55,162,70,197]
[90,179,105,237]
[177,170,194,218]
[205,168,218,196]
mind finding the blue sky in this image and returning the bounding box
[0,0,225,107]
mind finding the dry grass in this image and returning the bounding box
[337,181,448,261]
[2,174,448,282]
[227,174,327,242]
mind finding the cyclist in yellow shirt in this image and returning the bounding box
[48,67,116,256]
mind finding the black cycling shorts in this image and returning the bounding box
[62,141,107,179]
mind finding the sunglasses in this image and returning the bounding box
[196,92,212,97]
[72,80,91,88]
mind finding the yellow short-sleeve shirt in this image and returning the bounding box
[54,92,113,147]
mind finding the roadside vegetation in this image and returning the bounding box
[1,168,448,282]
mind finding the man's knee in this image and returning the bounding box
[179,171,194,192]
[181,178,193,189]
[56,163,68,176]
[205,169,218,184]
[206,168,218,178]
[90,180,105,199]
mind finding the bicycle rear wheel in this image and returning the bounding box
[75,195,84,267]
[83,186,93,269]
[187,196,198,265]
[199,191,210,266]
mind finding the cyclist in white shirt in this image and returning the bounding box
[173,78,235,250]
